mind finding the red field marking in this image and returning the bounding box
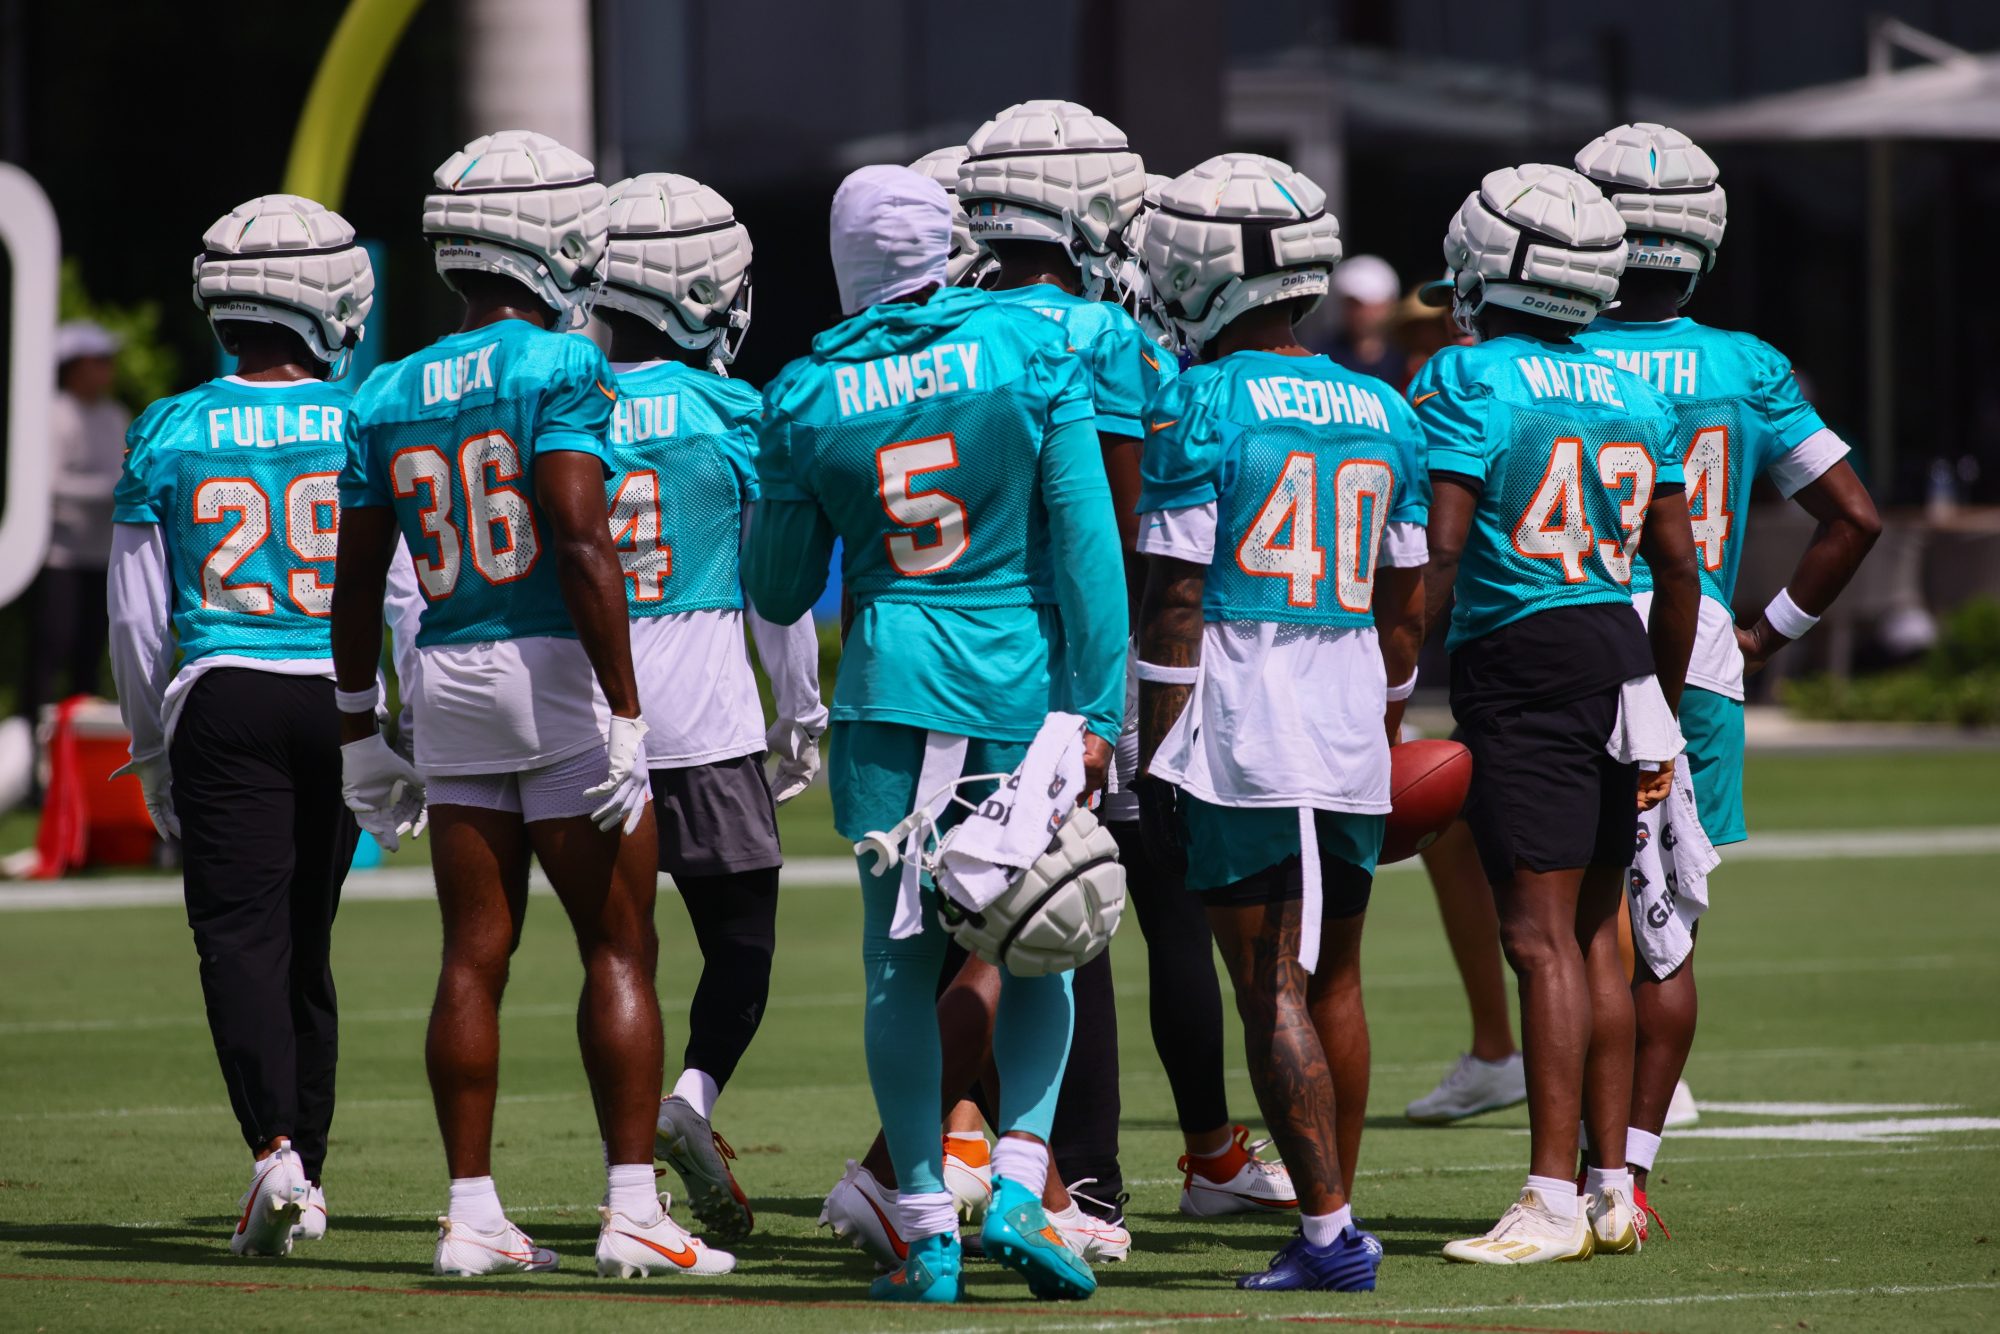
[0,1271,1640,1333]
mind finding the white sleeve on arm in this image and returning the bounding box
[1136,501,1218,563]
[741,507,829,734]
[107,523,174,763]
[1380,520,1430,568]
[383,539,425,696]
[1764,427,1850,499]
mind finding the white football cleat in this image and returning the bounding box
[595,1202,736,1277]
[819,1159,908,1270]
[1664,1078,1699,1128]
[1048,1180,1131,1263]
[230,1141,308,1257]
[1178,1125,1298,1217]
[1587,1186,1642,1255]
[1444,1189,1595,1265]
[432,1216,559,1276]
[942,1135,992,1223]
[292,1184,328,1242]
[1406,1053,1528,1123]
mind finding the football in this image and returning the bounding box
[1381,739,1473,863]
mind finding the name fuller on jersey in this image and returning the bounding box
[611,394,677,445]
[421,344,498,406]
[1515,356,1628,408]
[834,342,981,417]
[1246,375,1392,432]
[1588,346,1698,397]
[206,403,346,450]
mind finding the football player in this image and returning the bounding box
[1411,164,1699,1264]
[908,146,997,289]
[743,165,1126,1303]
[109,195,387,1257]
[1573,123,1881,1231]
[1135,154,1424,1292]
[332,131,729,1278]
[594,171,828,1241]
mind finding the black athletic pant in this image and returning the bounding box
[676,868,780,1088]
[1051,947,1121,1208]
[1112,818,1230,1135]
[170,669,357,1182]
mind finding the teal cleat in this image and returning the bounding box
[980,1176,1096,1301]
[868,1232,962,1303]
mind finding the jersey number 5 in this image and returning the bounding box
[1237,452,1393,610]
[877,434,969,576]
[193,473,339,616]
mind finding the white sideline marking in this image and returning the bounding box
[4,824,1997,912]
[1695,1099,1961,1115]
[1671,1115,2000,1142]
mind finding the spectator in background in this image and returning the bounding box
[1388,276,1475,391]
[19,321,130,720]
[1315,254,1403,384]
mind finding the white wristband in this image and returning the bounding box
[334,684,381,715]
[1136,660,1200,685]
[1764,588,1820,641]
[1385,670,1418,702]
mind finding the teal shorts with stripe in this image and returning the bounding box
[1181,795,1384,893]
[1680,685,1746,847]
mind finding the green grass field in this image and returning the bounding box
[2,749,1997,1332]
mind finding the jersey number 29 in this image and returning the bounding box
[1236,452,1393,611]
[193,473,339,616]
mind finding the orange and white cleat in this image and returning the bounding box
[819,1159,909,1270]
[432,1216,559,1276]
[1178,1125,1298,1217]
[292,1184,328,1242]
[942,1134,993,1222]
[229,1140,308,1257]
[596,1198,736,1277]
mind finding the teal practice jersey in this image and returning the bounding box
[340,320,616,647]
[758,287,1094,611]
[606,360,760,617]
[1574,317,1829,607]
[1140,351,1429,628]
[114,378,354,668]
[985,284,1163,438]
[1409,334,1683,649]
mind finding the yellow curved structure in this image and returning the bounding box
[282,0,428,208]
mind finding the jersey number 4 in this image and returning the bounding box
[1237,452,1393,611]
[877,434,969,576]
[1511,437,1655,583]
[391,431,540,600]
[608,469,673,601]
[193,473,339,616]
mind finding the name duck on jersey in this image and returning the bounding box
[421,345,498,405]
[833,342,982,417]
[205,404,347,450]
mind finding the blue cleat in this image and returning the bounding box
[980,1176,1096,1301]
[868,1231,961,1303]
[1236,1226,1382,1292]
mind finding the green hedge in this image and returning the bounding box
[1781,599,2000,728]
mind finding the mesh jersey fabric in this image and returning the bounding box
[340,319,616,646]
[984,283,1163,438]
[115,378,355,667]
[1408,333,1682,649]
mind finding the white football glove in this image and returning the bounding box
[340,732,428,851]
[585,714,652,834]
[765,717,823,805]
[110,753,179,840]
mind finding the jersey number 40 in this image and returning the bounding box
[391,431,540,599]
[1511,437,1655,584]
[1236,452,1393,611]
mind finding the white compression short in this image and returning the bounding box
[425,742,610,823]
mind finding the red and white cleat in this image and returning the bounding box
[1178,1125,1298,1217]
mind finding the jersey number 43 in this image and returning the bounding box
[1236,452,1393,611]
[1511,437,1655,583]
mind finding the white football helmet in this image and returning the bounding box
[909,146,997,289]
[424,130,609,330]
[598,173,752,373]
[1117,172,1175,349]
[958,100,1148,300]
[1443,163,1626,335]
[193,195,375,379]
[937,807,1126,978]
[1144,153,1341,357]
[1575,122,1727,305]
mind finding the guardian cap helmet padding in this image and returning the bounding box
[937,806,1127,978]
[425,130,609,330]
[599,172,754,373]
[1443,163,1625,333]
[909,146,997,290]
[1144,153,1341,356]
[958,100,1148,301]
[193,194,375,379]
[1575,122,1727,305]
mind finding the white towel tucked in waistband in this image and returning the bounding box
[1627,755,1717,977]
[936,713,1089,913]
[1604,674,1686,765]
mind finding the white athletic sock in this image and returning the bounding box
[898,1189,956,1242]
[607,1162,660,1222]
[1585,1166,1633,1200]
[1626,1127,1661,1173]
[1301,1204,1353,1247]
[448,1176,507,1231]
[671,1069,720,1122]
[991,1136,1049,1195]
[1526,1174,1579,1220]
